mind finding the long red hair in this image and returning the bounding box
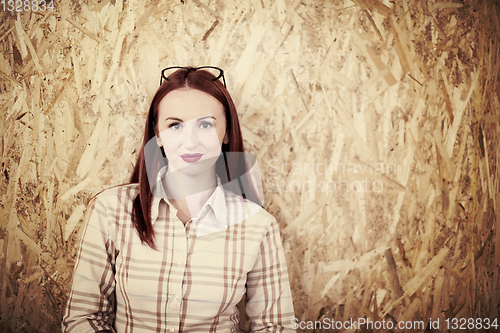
[130,68,261,249]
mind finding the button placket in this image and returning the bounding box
[165,205,188,333]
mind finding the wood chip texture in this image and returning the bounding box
[0,0,498,332]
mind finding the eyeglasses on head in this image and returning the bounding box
[160,66,226,88]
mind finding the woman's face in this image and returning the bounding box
[156,88,228,176]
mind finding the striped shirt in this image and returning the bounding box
[62,179,294,332]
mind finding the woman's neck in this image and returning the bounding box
[162,168,217,224]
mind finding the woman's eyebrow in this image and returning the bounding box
[165,117,183,122]
[197,115,216,121]
[165,115,216,122]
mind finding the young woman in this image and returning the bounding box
[63,67,294,332]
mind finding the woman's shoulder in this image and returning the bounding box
[90,183,140,208]
[224,189,276,227]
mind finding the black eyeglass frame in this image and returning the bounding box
[160,66,227,88]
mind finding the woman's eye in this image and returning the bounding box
[200,121,214,129]
[169,123,181,130]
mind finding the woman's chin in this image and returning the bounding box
[169,157,219,177]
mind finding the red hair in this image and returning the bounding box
[130,68,261,249]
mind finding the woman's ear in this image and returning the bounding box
[154,124,163,147]
[156,135,163,147]
[223,133,229,144]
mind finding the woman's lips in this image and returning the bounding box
[181,153,203,163]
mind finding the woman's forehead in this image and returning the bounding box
[158,88,225,121]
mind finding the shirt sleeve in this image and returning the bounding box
[245,217,295,332]
[62,196,117,333]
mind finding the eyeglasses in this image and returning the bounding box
[160,66,226,88]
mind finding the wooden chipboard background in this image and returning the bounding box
[0,0,499,331]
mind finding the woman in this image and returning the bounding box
[63,67,294,332]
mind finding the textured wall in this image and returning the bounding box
[0,0,499,331]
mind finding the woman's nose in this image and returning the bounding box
[183,125,198,149]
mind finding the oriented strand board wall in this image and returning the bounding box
[0,0,499,331]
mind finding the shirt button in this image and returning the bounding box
[186,234,191,239]
[169,328,175,332]
[174,294,179,300]
[176,260,183,266]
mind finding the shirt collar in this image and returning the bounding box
[202,176,227,228]
[151,166,167,224]
[151,169,227,228]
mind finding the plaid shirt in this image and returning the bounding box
[62,180,294,332]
